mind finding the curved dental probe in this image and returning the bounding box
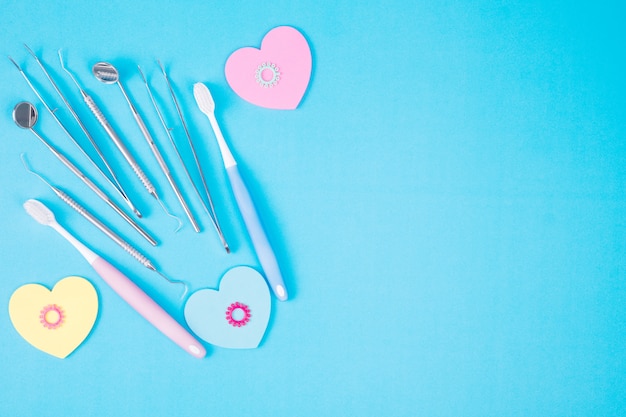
[21,153,189,298]
[10,51,142,218]
[91,61,183,230]
[11,101,157,246]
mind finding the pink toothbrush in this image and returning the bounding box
[23,199,206,358]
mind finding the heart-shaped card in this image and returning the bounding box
[184,266,271,349]
[9,276,98,358]
[225,26,312,109]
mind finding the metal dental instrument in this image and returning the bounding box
[136,66,201,233]
[158,61,229,252]
[22,45,139,218]
[12,102,158,246]
[22,155,189,296]
[88,62,158,201]
[91,62,182,230]
[22,156,148,265]
[8,54,142,218]
[145,64,230,251]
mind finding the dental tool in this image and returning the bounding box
[23,199,205,358]
[8,54,142,218]
[194,83,288,301]
[12,101,157,246]
[91,61,181,227]
[136,66,201,233]
[158,61,229,251]
[21,45,139,218]
[22,155,186,295]
[87,62,157,199]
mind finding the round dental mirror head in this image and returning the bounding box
[92,62,119,84]
[13,102,38,129]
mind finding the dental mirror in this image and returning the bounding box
[91,61,181,226]
[92,62,119,84]
[13,102,38,130]
[11,102,158,245]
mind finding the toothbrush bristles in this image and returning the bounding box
[193,83,215,114]
[23,199,56,226]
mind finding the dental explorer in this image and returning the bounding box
[8,54,142,218]
[22,45,140,218]
[158,61,230,252]
[12,101,157,246]
[136,66,201,233]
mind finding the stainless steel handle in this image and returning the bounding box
[83,92,156,196]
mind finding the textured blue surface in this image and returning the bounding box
[0,1,624,416]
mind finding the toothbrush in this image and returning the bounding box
[23,199,206,358]
[193,82,288,301]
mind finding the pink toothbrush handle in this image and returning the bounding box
[91,257,206,358]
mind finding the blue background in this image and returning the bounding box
[1,1,624,416]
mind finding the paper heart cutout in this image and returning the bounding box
[9,276,98,358]
[225,26,312,109]
[184,266,271,349]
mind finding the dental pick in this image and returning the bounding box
[22,46,140,218]
[193,82,288,301]
[22,155,188,296]
[136,65,200,233]
[158,62,229,252]
[91,61,181,228]
[137,66,200,232]
[12,102,157,246]
[8,55,142,217]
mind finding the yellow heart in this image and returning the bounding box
[9,276,98,359]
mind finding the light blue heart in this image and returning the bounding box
[184,266,271,349]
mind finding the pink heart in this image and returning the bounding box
[225,26,312,110]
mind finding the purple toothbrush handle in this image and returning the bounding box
[226,164,288,301]
[91,257,206,358]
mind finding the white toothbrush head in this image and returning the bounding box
[193,82,236,167]
[193,83,215,115]
[24,199,56,226]
[24,198,98,263]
